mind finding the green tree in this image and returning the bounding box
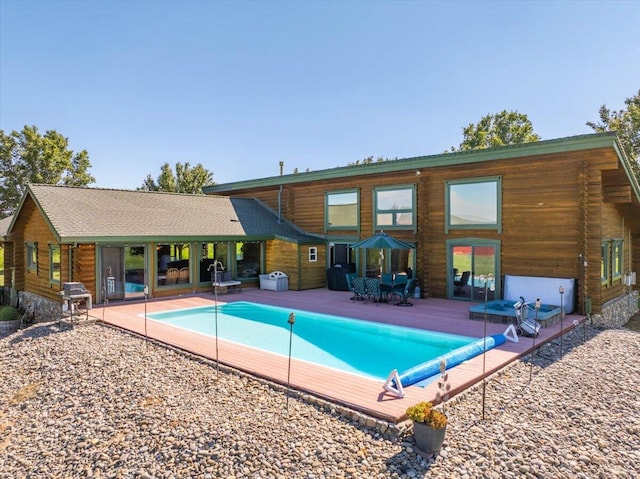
[0,125,94,217]
[587,90,640,182]
[140,162,214,194]
[451,110,541,151]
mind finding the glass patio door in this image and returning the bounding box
[101,245,146,302]
[101,246,124,302]
[449,241,499,301]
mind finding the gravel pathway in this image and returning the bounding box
[1,321,638,478]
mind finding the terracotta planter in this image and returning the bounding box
[412,421,446,454]
[0,319,20,334]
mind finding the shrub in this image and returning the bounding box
[0,306,19,322]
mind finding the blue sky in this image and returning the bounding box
[1,1,639,190]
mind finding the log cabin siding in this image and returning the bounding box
[21,204,98,304]
[417,154,584,297]
[265,239,298,287]
[22,204,60,300]
[264,239,326,290]
[2,242,14,288]
[73,244,96,302]
[6,134,638,315]
[585,165,605,313]
[7,200,31,292]
[234,172,421,242]
[298,243,327,290]
[213,146,640,314]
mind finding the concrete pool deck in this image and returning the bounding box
[95,288,585,423]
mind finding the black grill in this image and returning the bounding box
[63,282,90,296]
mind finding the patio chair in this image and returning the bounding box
[165,268,180,284]
[351,277,366,302]
[454,271,471,294]
[364,278,384,305]
[345,273,359,300]
[395,278,417,306]
[391,274,408,298]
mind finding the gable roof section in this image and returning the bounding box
[205,133,640,205]
[12,185,322,244]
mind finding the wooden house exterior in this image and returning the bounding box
[2,132,639,325]
[3,186,324,317]
[205,133,640,322]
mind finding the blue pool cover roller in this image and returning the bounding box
[383,324,519,398]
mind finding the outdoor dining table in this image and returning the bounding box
[350,274,410,304]
[380,275,408,302]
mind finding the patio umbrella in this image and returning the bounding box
[351,232,414,279]
[351,231,414,250]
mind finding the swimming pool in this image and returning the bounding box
[147,301,476,381]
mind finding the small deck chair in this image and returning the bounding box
[391,274,408,299]
[345,273,359,300]
[351,277,366,302]
[395,278,417,306]
[364,278,383,305]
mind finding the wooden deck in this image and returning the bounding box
[94,287,584,423]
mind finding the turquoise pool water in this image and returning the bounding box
[147,301,475,381]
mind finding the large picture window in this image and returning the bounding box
[326,190,358,230]
[236,241,261,278]
[446,177,501,233]
[374,186,415,229]
[157,242,190,285]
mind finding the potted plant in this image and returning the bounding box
[406,359,450,454]
[406,401,447,454]
[0,306,20,334]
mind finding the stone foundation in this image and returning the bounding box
[590,291,639,328]
[17,291,63,323]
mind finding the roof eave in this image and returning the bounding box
[205,132,621,193]
[57,234,286,244]
[9,185,63,243]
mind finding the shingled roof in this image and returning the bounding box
[13,185,322,244]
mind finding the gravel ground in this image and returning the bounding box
[1,320,639,478]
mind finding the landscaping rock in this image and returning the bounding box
[0,321,638,478]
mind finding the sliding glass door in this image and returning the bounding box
[449,240,500,301]
[100,245,146,302]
